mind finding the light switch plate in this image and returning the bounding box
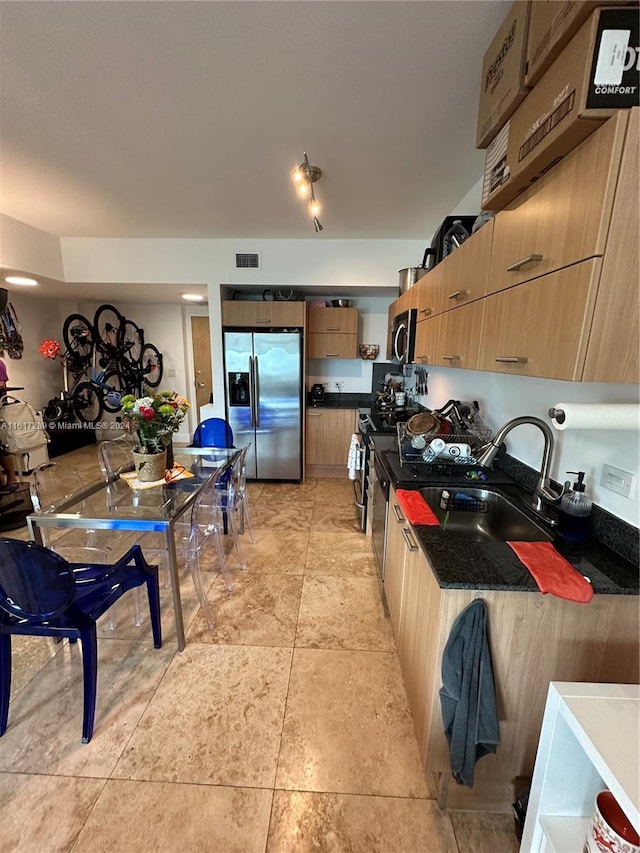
[600,464,636,498]
[166,368,177,378]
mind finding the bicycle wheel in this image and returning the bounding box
[62,313,93,361]
[93,304,123,354]
[118,319,144,365]
[101,370,127,413]
[72,382,103,424]
[140,343,163,388]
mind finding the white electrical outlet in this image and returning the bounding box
[600,464,636,498]
[166,368,177,378]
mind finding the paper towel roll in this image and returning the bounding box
[549,403,640,431]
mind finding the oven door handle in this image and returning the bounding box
[353,479,365,509]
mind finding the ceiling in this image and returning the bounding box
[0,0,508,245]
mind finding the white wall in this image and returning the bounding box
[407,365,640,527]
[0,215,64,280]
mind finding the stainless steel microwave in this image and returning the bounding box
[391,308,416,363]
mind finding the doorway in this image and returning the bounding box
[191,316,212,413]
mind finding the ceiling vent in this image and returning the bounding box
[235,253,261,270]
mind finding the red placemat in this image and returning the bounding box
[507,540,594,603]
[396,489,440,526]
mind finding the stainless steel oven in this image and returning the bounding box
[391,308,417,364]
[371,454,390,584]
[352,430,367,533]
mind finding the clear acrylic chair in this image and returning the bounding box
[186,452,240,631]
[223,443,256,546]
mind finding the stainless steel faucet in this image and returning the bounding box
[476,416,564,517]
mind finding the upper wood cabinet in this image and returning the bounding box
[431,301,484,371]
[414,316,441,365]
[430,220,494,313]
[222,300,305,328]
[487,111,628,296]
[308,306,358,359]
[478,258,602,381]
[308,306,357,334]
[583,109,639,384]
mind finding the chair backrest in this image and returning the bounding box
[98,436,134,480]
[0,538,75,621]
[190,451,239,534]
[192,418,234,449]
[227,444,251,507]
[30,462,86,512]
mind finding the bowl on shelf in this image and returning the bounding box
[359,344,379,360]
[331,299,354,308]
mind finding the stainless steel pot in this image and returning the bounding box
[398,248,435,292]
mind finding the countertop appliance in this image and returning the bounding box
[390,308,417,364]
[310,383,326,405]
[223,329,302,480]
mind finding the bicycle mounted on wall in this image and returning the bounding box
[44,304,164,425]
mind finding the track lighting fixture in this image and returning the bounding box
[292,152,324,232]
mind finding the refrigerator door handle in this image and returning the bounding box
[254,356,260,428]
[248,355,256,428]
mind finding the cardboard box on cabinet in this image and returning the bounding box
[526,0,639,87]
[482,6,640,211]
[476,1,532,149]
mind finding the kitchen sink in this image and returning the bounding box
[418,487,552,543]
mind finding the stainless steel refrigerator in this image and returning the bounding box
[223,329,302,480]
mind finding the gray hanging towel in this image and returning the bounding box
[439,598,500,787]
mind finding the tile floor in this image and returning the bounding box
[0,446,520,852]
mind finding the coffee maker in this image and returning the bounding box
[310,383,326,405]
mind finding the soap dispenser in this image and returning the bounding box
[558,471,593,542]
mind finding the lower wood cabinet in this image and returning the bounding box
[383,486,639,810]
[305,408,358,476]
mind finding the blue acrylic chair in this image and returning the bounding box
[191,418,234,449]
[0,538,162,744]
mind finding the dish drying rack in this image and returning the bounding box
[396,405,492,468]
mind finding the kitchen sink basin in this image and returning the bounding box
[418,487,552,543]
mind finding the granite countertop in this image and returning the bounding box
[371,437,639,597]
[306,393,371,410]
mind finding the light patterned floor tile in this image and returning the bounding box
[260,481,318,501]
[296,576,394,651]
[449,810,520,853]
[112,644,292,787]
[0,637,175,778]
[276,648,428,797]
[266,791,458,853]
[235,528,309,574]
[187,571,303,647]
[252,500,314,531]
[9,635,63,699]
[72,779,273,853]
[310,502,362,533]
[305,530,376,576]
[0,772,106,853]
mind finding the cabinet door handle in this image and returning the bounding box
[506,253,543,272]
[392,503,405,523]
[448,290,468,300]
[419,307,432,316]
[401,528,419,551]
[326,326,340,331]
[307,412,322,417]
[442,355,460,361]
[495,356,528,363]
[255,318,271,324]
[416,355,429,363]
[325,353,339,357]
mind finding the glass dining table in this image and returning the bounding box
[27,446,240,651]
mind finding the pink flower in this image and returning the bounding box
[140,406,155,420]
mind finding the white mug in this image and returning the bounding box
[584,791,640,853]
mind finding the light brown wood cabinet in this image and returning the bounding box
[432,301,484,371]
[305,408,358,475]
[487,110,628,296]
[222,300,305,328]
[308,306,358,359]
[389,109,638,384]
[478,259,601,381]
[383,485,640,809]
[583,109,639,384]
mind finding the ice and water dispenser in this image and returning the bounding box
[229,372,250,407]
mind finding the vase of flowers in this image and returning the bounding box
[121,391,190,481]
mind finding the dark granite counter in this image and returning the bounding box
[371,436,639,597]
[306,392,371,410]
